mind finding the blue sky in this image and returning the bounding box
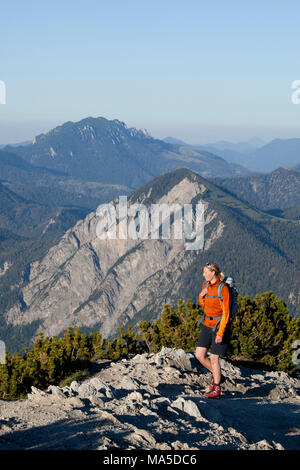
[0,0,300,144]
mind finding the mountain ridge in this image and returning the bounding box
[209,166,300,211]
[163,136,300,173]
[4,116,250,188]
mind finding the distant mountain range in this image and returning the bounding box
[0,140,31,149]
[293,163,300,172]
[0,147,131,209]
[3,117,250,190]
[5,124,300,176]
[164,136,266,155]
[2,168,299,353]
[164,136,300,173]
[209,166,300,211]
[243,138,300,172]
[163,136,266,169]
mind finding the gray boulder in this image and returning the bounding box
[155,347,198,372]
[47,385,67,400]
[171,397,205,420]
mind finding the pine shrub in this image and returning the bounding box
[229,291,300,374]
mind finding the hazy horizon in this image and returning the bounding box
[1,1,300,145]
[1,115,299,148]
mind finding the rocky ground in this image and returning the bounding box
[0,347,299,450]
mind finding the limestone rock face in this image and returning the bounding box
[5,171,222,340]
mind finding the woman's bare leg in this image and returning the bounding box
[210,353,221,384]
[195,346,212,372]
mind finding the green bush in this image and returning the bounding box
[138,299,202,353]
[229,291,300,374]
[0,325,144,400]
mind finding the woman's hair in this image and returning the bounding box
[204,262,225,281]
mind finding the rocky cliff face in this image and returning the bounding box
[0,348,299,450]
[5,171,214,339]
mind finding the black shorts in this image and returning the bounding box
[196,324,231,356]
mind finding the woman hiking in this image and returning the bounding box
[195,262,231,398]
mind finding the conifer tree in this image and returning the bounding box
[229,291,300,373]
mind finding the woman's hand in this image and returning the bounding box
[215,335,223,344]
[200,287,208,297]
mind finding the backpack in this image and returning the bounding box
[197,275,238,332]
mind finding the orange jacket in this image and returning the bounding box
[198,277,231,337]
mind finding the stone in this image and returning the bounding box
[61,386,74,397]
[77,382,97,397]
[129,428,156,446]
[268,384,297,400]
[47,385,67,399]
[126,391,144,402]
[142,384,158,395]
[90,377,105,388]
[171,397,204,420]
[219,358,242,378]
[31,386,47,396]
[131,353,148,364]
[89,377,114,398]
[65,397,87,408]
[88,396,105,407]
[70,381,80,393]
[119,376,141,391]
[151,397,171,406]
[252,439,276,450]
[27,386,47,401]
[155,347,198,372]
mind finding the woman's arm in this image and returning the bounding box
[198,283,207,307]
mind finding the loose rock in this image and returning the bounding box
[0,348,299,450]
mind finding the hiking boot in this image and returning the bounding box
[205,384,221,398]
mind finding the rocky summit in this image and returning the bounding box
[0,348,299,450]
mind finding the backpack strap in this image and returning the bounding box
[204,281,224,303]
[202,280,225,332]
[217,281,225,302]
